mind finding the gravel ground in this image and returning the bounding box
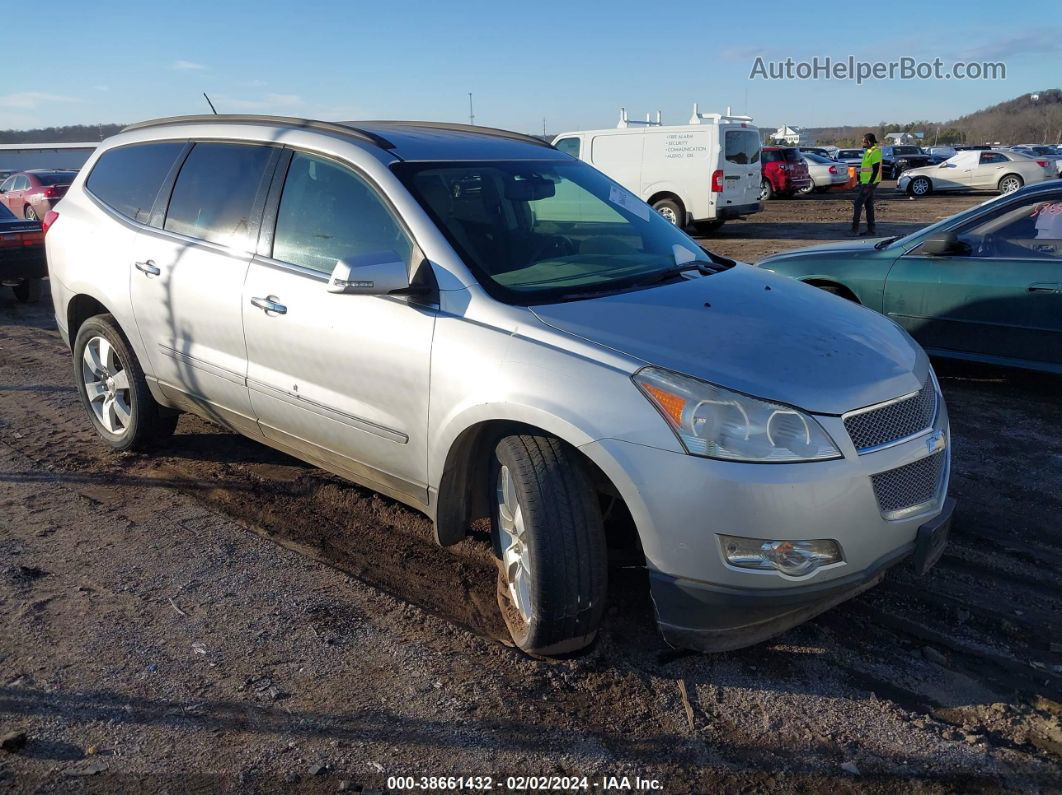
[0,184,1059,793]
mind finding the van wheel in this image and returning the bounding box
[11,278,42,303]
[908,176,932,196]
[651,198,684,227]
[491,433,607,656]
[73,314,178,452]
[998,174,1023,195]
[759,179,774,201]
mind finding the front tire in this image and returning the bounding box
[73,314,178,451]
[759,179,774,201]
[909,176,932,197]
[491,433,607,656]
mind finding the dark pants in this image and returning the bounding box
[852,183,877,230]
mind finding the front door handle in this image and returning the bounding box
[250,295,287,315]
[1027,283,1059,294]
[134,260,160,276]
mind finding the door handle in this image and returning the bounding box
[250,295,287,315]
[134,260,160,276]
[1027,283,1059,294]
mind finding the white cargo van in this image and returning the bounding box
[552,107,762,233]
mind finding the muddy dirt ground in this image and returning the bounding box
[0,184,1059,793]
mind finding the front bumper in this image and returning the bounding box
[580,399,952,652]
[653,498,954,651]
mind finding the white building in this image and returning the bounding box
[771,125,814,146]
[884,132,921,146]
[0,142,98,171]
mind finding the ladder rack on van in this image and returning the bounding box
[688,104,754,125]
[616,108,663,128]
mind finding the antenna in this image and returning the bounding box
[203,93,218,115]
[468,92,474,126]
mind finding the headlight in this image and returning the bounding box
[633,366,841,462]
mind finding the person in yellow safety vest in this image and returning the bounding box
[850,132,882,236]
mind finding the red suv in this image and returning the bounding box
[0,169,77,221]
[760,147,811,200]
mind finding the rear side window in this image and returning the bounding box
[782,148,802,163]
[724,130,760,164]
[555,137,581,158]
[272,152,412,274]
[87,143,184,224]
[763,150,782,163]
[165,143,273,248]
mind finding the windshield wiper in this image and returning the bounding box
[874,235,902,250]
[635,262,721,286]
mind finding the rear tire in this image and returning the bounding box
[24,206,38,222]
[73,314,178,452]
[998,174,1023,195]
[491,433,607,656]
[651,197,684,227]
[11,278,42,303]
[759,179,774,201]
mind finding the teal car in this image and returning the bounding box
[757,181,1062,374]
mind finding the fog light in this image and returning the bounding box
[720,535,842,577]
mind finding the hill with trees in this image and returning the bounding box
[0,124,126,144]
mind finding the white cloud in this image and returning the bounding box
[0,92,82,109]
[172,60,208,71]
[93,85,110,92]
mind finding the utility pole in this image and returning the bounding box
[468,93,475,126]
[542,117,546,136]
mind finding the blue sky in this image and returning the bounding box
[2,0,1060,133]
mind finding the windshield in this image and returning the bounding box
[393,160,722,304]
[892,146,920,155]
[804,153,833,164]
[838,150,862,158]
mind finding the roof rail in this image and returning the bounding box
[120,114,395,149]
[353,120,554,149]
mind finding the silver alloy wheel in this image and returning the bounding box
[911,177,930,196]
[656,205,678,225]
[1000,176,1021,194]
[496,464,532,622]
[81,335,132,435]
[759,180,770,200]
[24,206,37,221]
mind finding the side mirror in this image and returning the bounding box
[921,232,970,257]
[327,251,410,295]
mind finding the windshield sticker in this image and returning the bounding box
[608,185,652,222]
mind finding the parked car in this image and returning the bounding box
[835,148,865,167]
[800,153,848,193]
[758,180,1062,374]
[47,114,954,656]
[899,150,1052,196]
[1010,145,1062,176]
[798,146,833,159]
[0,170,77,220]
[760,146,812,199]
[0,169,15,182]
[926,146,957,161]
[952,145,991,151]
[0,201,46,302]
[553,110,762,234]
[881,145,931,179]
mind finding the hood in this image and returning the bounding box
[756,238,883,263]
[531,265,926,415]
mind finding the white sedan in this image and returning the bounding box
[799,153,850,193]
[898,150,1054,196]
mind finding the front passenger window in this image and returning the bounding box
[957,197,1062,259]
[272,153,412,274]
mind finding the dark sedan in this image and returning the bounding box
[0,201,46,302]
[756,181,1062,374]
[881,145,931,179]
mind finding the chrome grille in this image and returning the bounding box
[844,379,937,452]
[871,452,945,518]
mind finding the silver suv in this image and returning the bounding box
[46,115,954,655]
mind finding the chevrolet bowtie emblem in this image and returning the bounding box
[926,431,946,454]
